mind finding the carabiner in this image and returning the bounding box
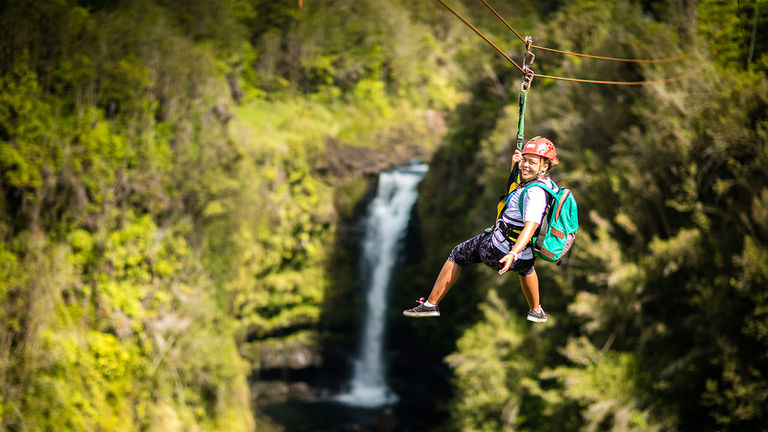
[523,36,535,68]
[520,36,535,91]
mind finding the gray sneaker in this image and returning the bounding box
[403,298,440,318]
[526,306,547,323]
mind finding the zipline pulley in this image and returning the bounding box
[521,36,535,92]
[516,36,535,152]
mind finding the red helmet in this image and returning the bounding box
[521,136,559,166]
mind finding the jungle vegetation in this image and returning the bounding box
[1,0,766,431]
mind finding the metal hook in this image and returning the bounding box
[521,66,534,91]
[523,36,535,68]
[520,36,535,91]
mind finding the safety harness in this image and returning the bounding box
[495,178,552,246]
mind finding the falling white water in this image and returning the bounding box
[336,163,427,408]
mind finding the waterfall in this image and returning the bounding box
[336,163,427,408]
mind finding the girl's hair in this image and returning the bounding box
[537,158,554,178]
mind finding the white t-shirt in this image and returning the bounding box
[491,178,553,258]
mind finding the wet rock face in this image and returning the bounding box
[255,343,323,370]
[315,108,445,180]
[317,138,434,179]
[252,381,317,406]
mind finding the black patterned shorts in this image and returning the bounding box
[448,232,535,275]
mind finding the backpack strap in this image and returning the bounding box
[510,179,560,214]
[496,168,522,220]
[515,179,558,213]
[496,180,554,245]
[515,180,557,250]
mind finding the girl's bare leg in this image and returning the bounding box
[427,259,462,305]
[518,268,540,312]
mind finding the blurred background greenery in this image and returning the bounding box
[0,0,766,431]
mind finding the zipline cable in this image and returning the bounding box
[479,0,527,44]
[436,0,526,74]
[529,45,692,63]
[534,64,706,85]
[479,0,692,64]
[438,0,703,85]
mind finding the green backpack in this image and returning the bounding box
[518,180,578,263]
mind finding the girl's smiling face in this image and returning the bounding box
[520,154,548,181]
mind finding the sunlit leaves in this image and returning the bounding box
[543,337,664,432]
[446,290,533,432]
[0,64,50,190]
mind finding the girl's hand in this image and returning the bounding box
[511,149,523,169]
[498,251,519,275]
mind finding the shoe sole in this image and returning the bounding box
[526,315,547,323]
[403,311,440,318]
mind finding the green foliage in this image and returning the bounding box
[24,330,139,432]
[698,0,768,69]
[541,337,664,432]
[2,0,475,430]
[446,290,537,432]
[0,64,49,190]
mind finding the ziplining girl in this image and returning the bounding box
[403,137,560,322]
